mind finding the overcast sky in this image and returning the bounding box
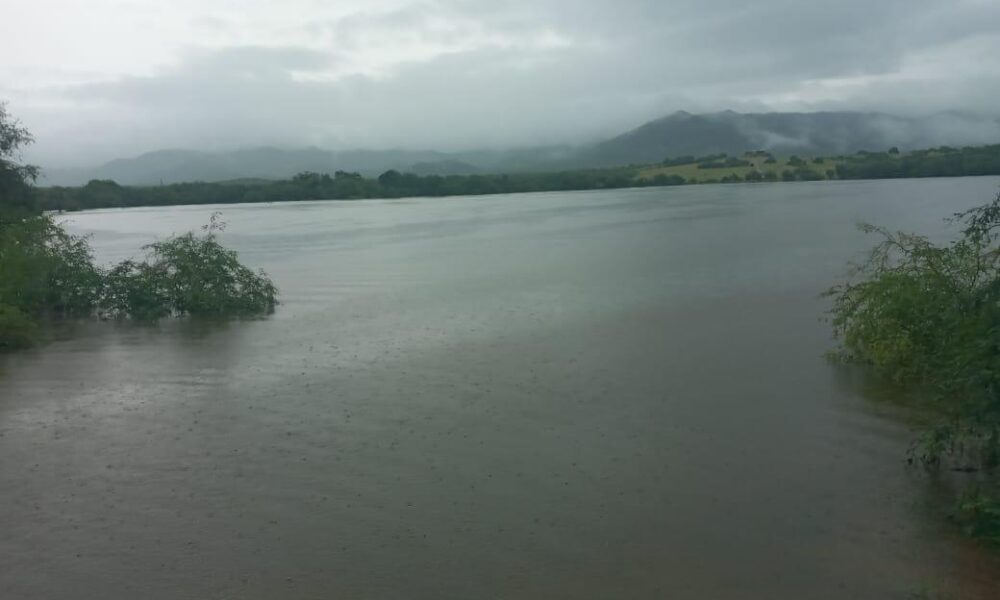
[3,0,1000,166]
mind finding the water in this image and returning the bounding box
[3,178,1000,599]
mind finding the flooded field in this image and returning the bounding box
[3,178,1000,598]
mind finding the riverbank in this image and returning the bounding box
[35,143,1000,212]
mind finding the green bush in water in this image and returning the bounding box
[0,214,102,317]
[827,191,1000,541]
[101,259,173,320]
[0,303,38,349]
[951,486,1000,545]
[100,213,277,319]
[1,103,277,348]
[0,212,278,348]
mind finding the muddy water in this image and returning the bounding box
[3,178,1000,599]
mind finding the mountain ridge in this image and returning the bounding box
[40,110,1000,186]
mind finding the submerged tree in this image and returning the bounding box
[0,103,278,349]
[0,102,39,220]
[827,191,1000,542]
[0,102,71,347]
[102,213,277,319]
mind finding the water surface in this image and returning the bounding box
[3,178,1000,598]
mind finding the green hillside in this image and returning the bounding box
[636,152,845,183]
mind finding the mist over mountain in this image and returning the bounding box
[40,110,1000,186]
[40,144,582,186]
[580,110,1000,166]
[41,147,462,186]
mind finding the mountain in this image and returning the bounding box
[41,147,458,186]
[408,160,481,176]
[39,111,1000,186]
[40,145,577,186]
[580,110,1000,166]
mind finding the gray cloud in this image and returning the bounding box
[4,0,999,167]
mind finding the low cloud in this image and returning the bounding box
[3,0,999,167]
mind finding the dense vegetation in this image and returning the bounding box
[29,144,1000,212]
[834,145,1000,180]
[697,156,751,169]
[639,145,1000,185]
[101,213,277,320]
[0,104,277,350]
[37,168,647,212]
[827,193,1000,543]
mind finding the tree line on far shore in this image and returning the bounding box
[33,143,1000,213]
[37,168,664,212]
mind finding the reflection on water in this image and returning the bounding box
[3,178,1000,599]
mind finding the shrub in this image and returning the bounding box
[0,215,102,317]
[951,486,1000,545]
[697,157,751,169]
[795,168,824,181]
[661,155,695,167]
[0,303,38,349]
[650,174,685,186]
[101,214,277,319]
[0,212,278,350]
[827,191,1000,541]
[101,259,172,320]
[0,104,278,349]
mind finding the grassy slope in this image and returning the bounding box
[635,156,845,183]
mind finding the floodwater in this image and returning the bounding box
[3,178,1000,599]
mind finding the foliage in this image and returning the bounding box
[31,144,1000,211]
[38,166,645,211]
[0,214,103,317]
[698,156,751,169]
[0,102,39,219]
[780,167,823,181]
[647,173,685,186]
[0,211,278,348]
[835,144,1000,180]
[0,102,100,346]
[0,103,278,349]
[827,191,1000,540]
[950,486,1000,545]
[0,303,38,349]
[661,155,696,166]
[100,214,277,319]
[102,259,172,320]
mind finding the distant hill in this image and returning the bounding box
[39,111,1000,186]
[407,159,480,176]
[579,110,1000,166]
[40,145,577,186]
[41,147,460,186]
